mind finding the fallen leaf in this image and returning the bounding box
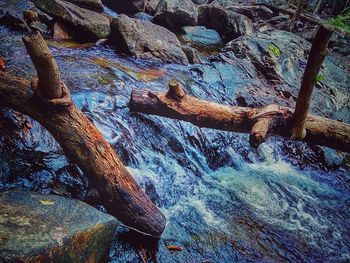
[39,199,55,205]
[167,245,183,251]
[0,57,5,70]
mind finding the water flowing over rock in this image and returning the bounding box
[0,190,118,263]
[153,0,198,30]
[32,0,110,40]
[102,0,146,14]
[110,14,188,64]
[198,4,254,41]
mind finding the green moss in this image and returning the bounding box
[328,11,350,33]
[268,44,281,58]
[315,73,325,84]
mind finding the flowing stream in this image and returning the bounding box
[0,24,350,262]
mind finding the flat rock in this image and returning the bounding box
[66,0,104,12]
[110,14,188,64]
[153,0,198,30]
[32,0,110,40]
[0,190,118,263]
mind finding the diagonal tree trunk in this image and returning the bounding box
[0,32,166,238]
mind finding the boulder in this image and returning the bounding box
[224,30,309,85]
[53,21,74,39]
[180,26,223,46]
[198,4,254,41]
[110,14,188,64]
[134,12,153,21]
[32,0,110,40]
[0,190,118,263]
[66,0,104,12]
[102,0,145,14]
[227,5,274,21]
[153,0,198,30]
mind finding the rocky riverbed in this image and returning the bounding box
[0,0,350,262]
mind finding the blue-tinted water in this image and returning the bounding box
[0,24,349,262]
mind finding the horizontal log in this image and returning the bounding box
[256,2,323,25]
[0,72,166,238]
[129,83,350,153]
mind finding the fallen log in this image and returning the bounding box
[129,81,350,153]
[256,2,323,25]
[0,32,165,238]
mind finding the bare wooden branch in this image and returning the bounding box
[290,0,305,30]
[167,79,185,100]
[129,88,350,152]
[22,32,62,100]
[291,24,334,139]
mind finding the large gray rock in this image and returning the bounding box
[102,0,145,14]
[181,26,223,46]
[198,4,254,41]
[110,14,188,64]
[153,0,198,30]
[0,190,118,263]
[32,0,110,40]
[66,0,104,12]
[227,5,274,21]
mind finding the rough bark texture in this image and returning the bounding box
[22,32,62,99]
[291,24,334,139]
[129,85,350,153]
[0,72,166,237]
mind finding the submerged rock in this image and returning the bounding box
[102,0,145,14]
[32,0,110,40]
[110,14,188,64]
[0,190,118,263]
[198,4,254,41]
[153,0,198,30]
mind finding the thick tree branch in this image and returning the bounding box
[129,81,350,152]
[0,32,166,238]
[291,24,334,139]
[23,32,62,100]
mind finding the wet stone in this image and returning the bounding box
[0,190,118,263]
[181,26,223,47]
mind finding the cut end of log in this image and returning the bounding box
[167,80,185,100]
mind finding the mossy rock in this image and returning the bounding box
[0,190,118,263]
